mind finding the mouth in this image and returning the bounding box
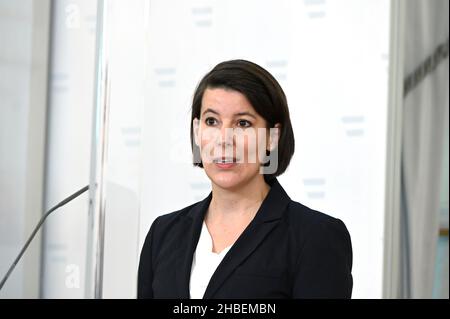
[212,157,238,169]
[212,157,237,164]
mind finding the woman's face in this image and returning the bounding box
[193,88,279,190]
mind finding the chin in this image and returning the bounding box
[211,176,243,190]
[204,164,259,190]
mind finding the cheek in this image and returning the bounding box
[237,130,267,161]
[199,127,219,158]
[199,126,211,147]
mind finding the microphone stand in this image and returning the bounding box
[0,185,89,291]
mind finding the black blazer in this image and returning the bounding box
[138,178,353,299]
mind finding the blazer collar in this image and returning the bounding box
[175,178,291,298]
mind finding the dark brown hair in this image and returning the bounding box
[190,59,295,181]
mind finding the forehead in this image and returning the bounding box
[201,88,256,116]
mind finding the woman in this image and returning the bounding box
[138,59,353,299]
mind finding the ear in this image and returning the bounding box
[193,118,200,146]
[268,123,281,151]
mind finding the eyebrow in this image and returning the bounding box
[201,108,257,119]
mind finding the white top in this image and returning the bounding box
[189,221,233,299]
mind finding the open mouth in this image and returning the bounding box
[213,157,238,164]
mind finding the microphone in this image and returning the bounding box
[0,185,89,291]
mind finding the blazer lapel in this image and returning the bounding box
[174,192,212,298]
[203,178,291,299]
[174,178,291,299]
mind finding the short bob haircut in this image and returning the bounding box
[190,59,295,182]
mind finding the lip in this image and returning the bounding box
[215,162,237,169]
[213,157,238,169]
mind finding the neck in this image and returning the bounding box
[207,176,270,224]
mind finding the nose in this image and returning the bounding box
[214,124,234,147]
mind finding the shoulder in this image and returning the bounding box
[284,201,353,297]
[285,200,349,230]
[142,200,201,244]
[285,201,353,298]
[284,200,352,250]
[154,201,198,227]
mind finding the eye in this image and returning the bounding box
[237,119,252,128]
[205,117,218,126]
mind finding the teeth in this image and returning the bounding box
[215,158,234,163]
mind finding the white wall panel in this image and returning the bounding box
[41,0,97,298]
[90,0,391,299]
